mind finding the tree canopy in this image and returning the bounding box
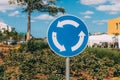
[9,0,65,41]
[9,0,65,15]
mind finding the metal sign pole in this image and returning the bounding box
[66,57,70,80]
[47,15,88,80]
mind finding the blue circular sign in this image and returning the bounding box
[47,15,88,57]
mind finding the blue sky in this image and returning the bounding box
[0,0,120,38]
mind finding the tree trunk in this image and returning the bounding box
[26,8,31,41]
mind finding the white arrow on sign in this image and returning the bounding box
[57,20,79,28]
[52,32,66,52]
[71,31,86,51]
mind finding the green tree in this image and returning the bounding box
[3,29,24,41]
[0,31,3,42]
[9,0,65,41]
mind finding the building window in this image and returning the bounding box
[116,23,118,30]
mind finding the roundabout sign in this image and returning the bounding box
[47,15,88,57]
[47,15,89,80]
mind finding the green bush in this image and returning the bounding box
[46,74,64,80]
[85,48,120,64]
[0,64,6,77]
[19,39,49,53]
[18,43,27,53]
[3,42,120,79]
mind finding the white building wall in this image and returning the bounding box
[0,22,12,32]
[88,34,115,47]
[118,35,120,48]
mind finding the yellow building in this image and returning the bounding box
[108,17,120,34]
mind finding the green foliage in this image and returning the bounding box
[113,64,120,77]
[9,0,65,41]
[46,74,65,80]
[0,52,5,59]
[2,42,120,79]
[19,39,49,53]
[9,0,65,14]
[0,64,6,77]
[27,39,39,52]
[86,48,120,64]
[0,30,24,41]
[18,43,27,53]
[0,31,2,36]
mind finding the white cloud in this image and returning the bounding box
[92,20,108,25]
[84,15,91,19]
[0,0,17,12]
[34,14,54,20]
[81,10,94,15]
[109,0,120,4]
[81,11,93,19]
[80,0,120,14]
[31,20,35,22]
[96,4,120,14]
[56,13,64,17]
[96,4,120,12]
[9,11,19,16]
[109,12,118,15]
[80,0,107,5]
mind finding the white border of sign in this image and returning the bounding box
[47,14,89,57]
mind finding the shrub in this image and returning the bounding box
[18,43,27,53]
[19,39,49,53]
[46,74,64,80]
[0,64,6,77]
[85,48,120,64]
